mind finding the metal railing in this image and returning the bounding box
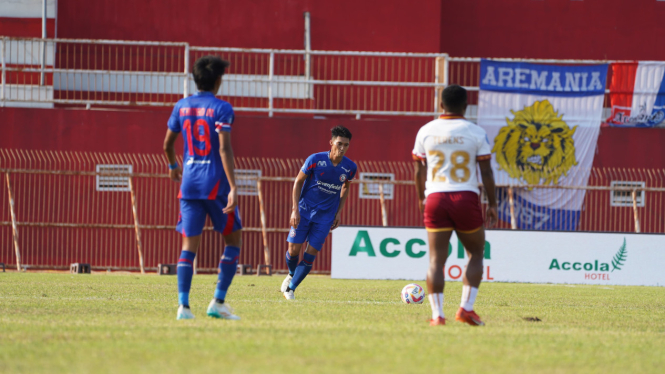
[4,36,637,118]
[2,36,446,115]
[2,149,663,273]
[1,37,189,107]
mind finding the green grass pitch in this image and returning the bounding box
[1,272,664,373]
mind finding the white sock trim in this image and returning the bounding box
[428,293,444,319]
[460,285,478,311]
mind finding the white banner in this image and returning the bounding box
[332,227,665,286]
[477,60,608,230]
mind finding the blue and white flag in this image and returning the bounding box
[478,60,608,230]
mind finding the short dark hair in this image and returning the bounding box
[331,125,352,140]
[193,56,230,91]
[442,84,467,114]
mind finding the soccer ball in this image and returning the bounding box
[401,283,425,304]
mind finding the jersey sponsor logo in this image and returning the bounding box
[185,158,212,166]
[317,160,327,167]
[492,100,577,186]
[316,180,342,194]
[340,174,347,182]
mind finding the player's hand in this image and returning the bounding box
[331,213,341,230]
[486,205,498,228]
[169,167,182,183]
[418,197,426,213]
[290,209,300,229]
[223,187,238,214]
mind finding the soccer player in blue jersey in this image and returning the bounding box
[280,126,357,300]
[163,56,242,320]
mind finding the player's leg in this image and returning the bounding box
[287,218,328,295]
[215,228,242,303]
[455,228,485,326]
[175,200,207,320]
[281,242,303,293]
[457,228,484,289]
[206,200,242,320]
[287,242,319,294]
[426,230,453,326]
[284,219,327,299]
[282,218,313,299]
[423,192,454,326]
[452,191,486,326]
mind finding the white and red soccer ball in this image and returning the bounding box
[401,283,425,304]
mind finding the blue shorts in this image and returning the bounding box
[176,197,242,237]
[286,215,332,251]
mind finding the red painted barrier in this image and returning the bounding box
[3,107,665,168]
[1,149,663,273]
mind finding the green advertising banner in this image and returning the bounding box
[332,227,665,286]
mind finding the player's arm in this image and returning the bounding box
[219,131,237,214]
[478,159,498,228]
[290,171,308,228]
[414,158,427,212]
[163,129,182,182]
[331,180,351,230]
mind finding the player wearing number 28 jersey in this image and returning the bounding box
[412,110,491,232]
[164,56,242,321]
[413,85,498,327]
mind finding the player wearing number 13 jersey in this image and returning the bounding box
[412,85,498,327]
[164,56,242,321]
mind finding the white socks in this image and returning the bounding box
[429,286,478,319]
[460,285,478,311]
[428,293,444,319]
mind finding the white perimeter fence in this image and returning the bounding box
[0,36,628,118]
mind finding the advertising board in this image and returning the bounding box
[331,227,665,286]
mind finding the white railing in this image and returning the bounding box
[1,37,188,108]
[1,37,448,116]
[0,36,627,119]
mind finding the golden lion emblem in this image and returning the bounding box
[492,100,577,185]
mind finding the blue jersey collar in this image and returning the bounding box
[195,91,215,97]
[327,151,344,167]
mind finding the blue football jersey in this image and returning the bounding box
[298,152,357,224]
[167,91,235,200]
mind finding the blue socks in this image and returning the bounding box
[214,246,240,301]
[289,252,316,291]
[177,250,196,306]
[286,250,299,276]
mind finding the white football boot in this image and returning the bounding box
[206,299,241,320]
[283,290,295,300]
[176,305,195,320]
[280,274,293,292]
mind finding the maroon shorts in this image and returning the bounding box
[424,191,483,233]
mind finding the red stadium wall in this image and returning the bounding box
[440,0,665,60]
[55,0,441,53]
[53,0,665,60]
[2,107,665,168]
[3,0,665,61]
[0,17,55,38]
[2,107,664,272]
[0,108,424,161]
